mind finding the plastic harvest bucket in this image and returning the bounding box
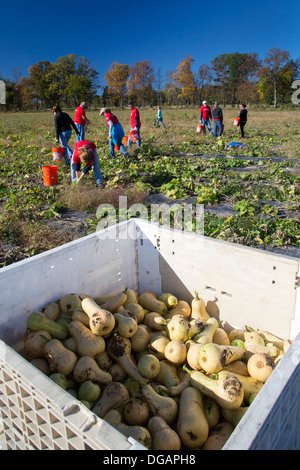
[128,130,139,142]
[233,117,240,126]
[43,166,58,186]
[52,147,64,162]
[197,124,204,133]
[114,144,120,151]
[124,135,128,146]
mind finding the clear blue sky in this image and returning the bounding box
[1,0,299,90]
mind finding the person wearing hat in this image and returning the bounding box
[99,108,129,158]
[212,102,224,137]
[74,102,90,142]
[199,100,213,136]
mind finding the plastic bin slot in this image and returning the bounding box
[221,291,233,298]
[205,286,217,292]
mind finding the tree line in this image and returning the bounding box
[1,48,299,111]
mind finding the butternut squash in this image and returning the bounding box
[224,360,249,376]
[164,340,187,365]
[123,288,138,307]
[138,292,167,315]
[247,352,275,382]
[228,329,245,343]
[257,330,291,352]
[113,313,138,338]
[149,332,170,359]
[109,363,128,382]
[213,328,230,346]
[168,368,190,396]
[123,397,150,426]
[188,319,205,339]
[222,406,249,427]
[199,343,245,374]
[245,343,279,358]
[155,360,180,388]
[203,399,220,429]
[159,292,178,309]
[59,293,84,314]
[184,366,244,409]
[244,330,265,347]
[69,320,105,357]
[186,340,202,370]
[95,350,113,370]
[131,325,150,352]
[44,339,77,376]
[78,380,101,403]
[194,316,218,344]
[164,300,191,319]
[167,315,191,342]
[104,409,152,449]
[91,381,130,418]
[126,303,146,323]
[218,370,264,403]
[137,354,161,379]
[100,292,127,313]
[107,335,148,383]
[62,337,78,353]
[94,294,115,305]
[50,372,68,389]
[191,292,210,322]
[203,422,234,450]
[72,309,90,327]
[81,297,115,337]
[141,384,178,424]
[177,387,209,448]
[43,302,61,321]
[27,311,69,340]
[24,329,52,359]
[73,356,112,385]
[143,311,167,331]
[148,416,181,450]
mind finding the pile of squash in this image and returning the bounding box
[23,288,291,450]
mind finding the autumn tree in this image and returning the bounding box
[258,48,294,107]
[172,55,196,104]
[127,60,155,107]
[104,62,130,108]
[28,60,54,108]
[196,64,213,105]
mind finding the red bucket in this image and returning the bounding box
[43,166,58,186]
[233,117,240,127]
[197,124,204,133]
[128,130,139,142]
[115,144,120,151]
[52,147,64,162]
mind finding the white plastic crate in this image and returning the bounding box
[0,219,299,450]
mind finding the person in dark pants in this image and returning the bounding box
[52,105,80,165]
[212,102,223,137]
[239,104,248,138]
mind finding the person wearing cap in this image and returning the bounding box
[212,102,224,137]
[71,140,103,187]
[99,108,129,158]
[74,102,90,142]
[128,103,141,147]
[199,100,213,136]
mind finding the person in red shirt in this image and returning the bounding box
[199,100,213,136]
[128,103,141,147]
[71,140,103,186]
[74,102,90,142]
[99,108,129,158]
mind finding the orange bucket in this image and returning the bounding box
[52,147,64,162]
[43,165,58,186]
[115,144,120,151]
[233,117,240,126]
[128,130,139,142]
[124,135,128,146]
[197,124,204,133]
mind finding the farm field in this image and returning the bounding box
[0,107,300,268]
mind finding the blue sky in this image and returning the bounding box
[1,0,299,89]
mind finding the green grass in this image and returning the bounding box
[0,107,299,267]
